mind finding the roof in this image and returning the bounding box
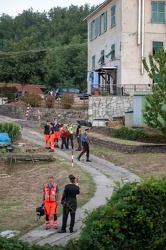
[84,0,112,22]
[0,83,46,95]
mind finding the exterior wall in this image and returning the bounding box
[88,96,133,122]
[86,0,166,92]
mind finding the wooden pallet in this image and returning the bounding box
[7,154,54,166]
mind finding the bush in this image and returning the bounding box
[61,93,74,109]
[0,86,17,102]
[76,178,166,250]
[45,94,55,108]
[91,126,166,143]
[0,236,63,250]
[0,122,21,141]
[22,91,42,107]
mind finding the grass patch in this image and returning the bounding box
[0,153,95,234]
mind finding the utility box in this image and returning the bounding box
[125,111,133,126]
[92,119,109,127]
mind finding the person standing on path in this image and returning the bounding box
[49,123,55,152]
[75,120,81,151]
[43,176,60,230]
[66,121,74,149]
[59,124,68,150]
[44,120,50,149]
[77,128,91,162]
[58,175,80,233]
[53,118,60,148]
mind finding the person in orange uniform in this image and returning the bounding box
[49,123,55,152]
[43,176,60,230]
[44,120,50,149]
[53,118,60,148]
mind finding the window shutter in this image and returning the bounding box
[89,22,92,41]
[153,41,163,54]
[97,16,101,36]
[95,18,98,38]
[158,2,165,23]
[104,11,107,32]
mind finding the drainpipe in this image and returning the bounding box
[138,0,141,45]
[141,0,145,74]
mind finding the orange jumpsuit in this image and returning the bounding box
[49,126,55,151]
[43,183,60,228]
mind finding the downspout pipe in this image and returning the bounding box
[138,0,141,45]
[141,0,145,74]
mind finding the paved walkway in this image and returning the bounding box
[0,115,140,246]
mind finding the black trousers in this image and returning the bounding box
[61,202,77,230]
[67,134,74,149]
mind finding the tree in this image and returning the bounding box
[142,49,166,136]
[0,37,50,92]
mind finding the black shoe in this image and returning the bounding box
[58,229,66,233]
[46,227,50,230]
[53,226,58,229]
[77,157,80,161]
[86,159,91,162]
[69,228,74,233]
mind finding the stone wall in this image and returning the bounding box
[88,96,133,122]
[0,104,88,125]
[0,96,133,126]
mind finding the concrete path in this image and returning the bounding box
[0,115,140,246]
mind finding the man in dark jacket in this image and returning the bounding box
[58,175,80,233]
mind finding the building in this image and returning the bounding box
[84,0,166,95]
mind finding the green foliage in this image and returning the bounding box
[44,94,55,108]
[0,86,17,102]
[77,178,166,250]
[61,93,74,109]
[0,236,63,250]
[142,49,166,136]
[0,37,50,88]
[0,5,96,91]
[22,91,42,107]
[92,126,166,143]
[0,122,21,141]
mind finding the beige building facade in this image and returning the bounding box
[85,0,166,95]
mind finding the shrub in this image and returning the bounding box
[0,236,63,250]
[77,178,166,250]
[61,93,74,109]
[22,91,42,107]
[45,94,55,108]
[0,122,21,141]
[0,86,17,102]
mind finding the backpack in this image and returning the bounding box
[36,204,45,217]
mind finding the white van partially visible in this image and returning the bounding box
[0,97,8,105]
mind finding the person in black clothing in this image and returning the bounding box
[53,118,60,148]
[58,175,80,233]
[44,120,50,149]
[75,120,81,151]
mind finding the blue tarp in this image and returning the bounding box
[0,132,11,146]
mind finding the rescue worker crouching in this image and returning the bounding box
[43,176,60,230]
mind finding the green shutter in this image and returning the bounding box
[95,18,98,37]
[152,1,165,23]
[153,41,163,54]
[104,11,107,32]
[89,22,92,41]
[111,5,116,27]
[97,16,101,35]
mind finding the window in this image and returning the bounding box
[98,50,105,64]
[101,11,107,34]
[152,1,165,23]
[111,5,116,27]
[106,44,115,60]
[92,55,95,69]
[153,41,163,54]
